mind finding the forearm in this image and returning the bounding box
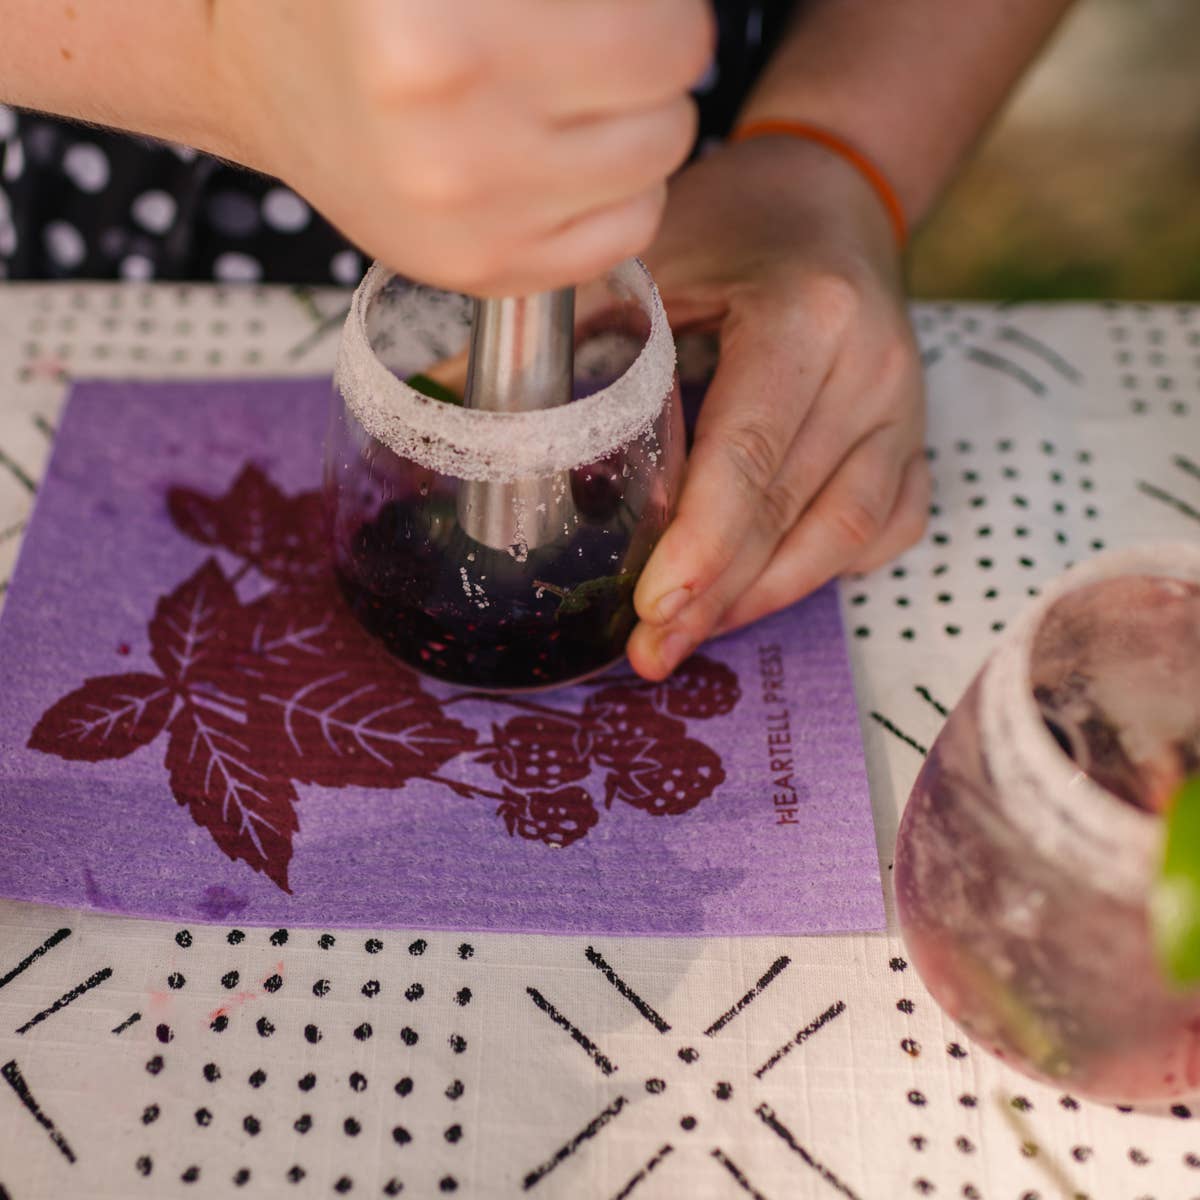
[739,0,1074,227]
[0,0,243,161]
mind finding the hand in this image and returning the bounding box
[210,0,713,295]
[626,135,930,680]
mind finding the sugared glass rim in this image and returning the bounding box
[980,540,1200,902]
[333,258,676,483]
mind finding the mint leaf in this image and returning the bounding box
[405,373,462,406]
[1151,775,1200,986]
[556,571,635,618]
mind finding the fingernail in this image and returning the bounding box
[655,587,692,624]
[658,629,693,674]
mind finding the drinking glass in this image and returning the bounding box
[895,541,1200,1103]
[325,259,684,690]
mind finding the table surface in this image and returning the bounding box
[0,283,1197,1200]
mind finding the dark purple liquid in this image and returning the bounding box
[338,496,640,689]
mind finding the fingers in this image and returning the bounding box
[358,86,696,295]
[466,94,698,253]
[630,310,820,629]
[626,420,920,680]
[519,0,716,117]
[545,96,699,213]
[315,0,712,298]
[842,449,932,577]
[352,0,715,117]
[715,445,931,636]
[468,184,671,296]
[370,103,684,295]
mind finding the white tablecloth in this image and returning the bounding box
[0,283,1197,1200]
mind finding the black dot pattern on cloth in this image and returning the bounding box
[27,877,1200,1194]
[846,429,1102,646]
[2,296,1198,1199]
[106,928,493,1195]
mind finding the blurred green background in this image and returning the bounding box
[910,0,1200,301]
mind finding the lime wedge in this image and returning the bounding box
[405,372,462,406]
[1150,775,1200,986]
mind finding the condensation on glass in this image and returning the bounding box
[896,541,1200,1103]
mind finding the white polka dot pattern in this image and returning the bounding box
[0,186,15,258]
[262,187,311,233]
[130,189,177,235]
[213,251,263,284]
[3,137,24,183]
[62,142,111,194]
[330,248,363,287]
[118,253,155,282]
[43,220,85,269]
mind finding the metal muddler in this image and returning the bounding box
[457,289,577,553]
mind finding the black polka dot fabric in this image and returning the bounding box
[0,106,364,285]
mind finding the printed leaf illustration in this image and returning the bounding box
[148,558,244,689]
[28,673,173,762]
[233,574,417,682]
[166,487,223,544]
[235,583,349,679]
[166,701,299,893]
[257,489,329,582]
[230,572,475,786]
[259,669,476,789]
[30,458,743,894]
[166,464,328,582]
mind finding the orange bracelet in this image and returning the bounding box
[730,118,908,249]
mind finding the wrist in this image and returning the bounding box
[711,135,906,278]
[731,119,907,249]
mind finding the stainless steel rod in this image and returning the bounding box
[457,289,577,552]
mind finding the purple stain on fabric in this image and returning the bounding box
[198,887,250,921]
[0,378,882,935]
